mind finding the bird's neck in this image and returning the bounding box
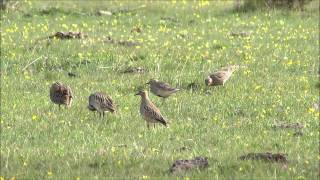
[141,94,150,102]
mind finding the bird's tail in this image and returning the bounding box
[162,119,170,127]
[110,108,116,113]
[172,88,180,93]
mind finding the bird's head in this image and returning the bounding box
[146,78,157,85]
[135,90,147,96]
[205,76,212,86]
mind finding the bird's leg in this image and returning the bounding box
[153,124,156,129]
[99,112,102,118]
[59,105,61,109]
[147,123,150,129]
[103,111,105,117]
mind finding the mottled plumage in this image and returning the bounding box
[205,65,238,86]
[87,92,115,117]
[49,82,73,108]
[147,79,180,98]
[135,90,168,128]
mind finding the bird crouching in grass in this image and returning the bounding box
[87,92,116,118]
[205,65,239,86]
[135,90,169,129]
[50,82,73,109]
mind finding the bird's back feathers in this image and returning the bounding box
[50,82,73,107]
[88,92,115,113]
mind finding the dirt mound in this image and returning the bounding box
[104,36,140,47]
[48,31,86,40]
[122,67,145,74]
[169,157,209,174]
[239,152,288,163]
[272,122,304,129]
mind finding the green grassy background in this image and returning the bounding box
[1,1,319,179]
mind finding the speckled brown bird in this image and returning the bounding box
[87,92,115,117]
[147,79,180,99]
[135,90,168,129]
[49,82,73,108]
[205,65,238,86]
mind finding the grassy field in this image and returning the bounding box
[1,0,319,179]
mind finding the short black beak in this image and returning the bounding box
[135,92,139,96]
[146,82,150,85]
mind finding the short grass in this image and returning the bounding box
[1,1,319,179]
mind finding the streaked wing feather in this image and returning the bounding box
[157,81,176,91]
[144,104,166,124]
[212,71,227,79]
[102,97,114,109]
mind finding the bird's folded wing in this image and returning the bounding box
[102,96,115,111]
[212,71,227,79]
[157,82,176,91]
[144,105,166,124]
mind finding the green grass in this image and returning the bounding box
[1,1,319,179]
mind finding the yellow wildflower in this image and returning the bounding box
[297,176,305,180]
[254,85,262,90]
[308,108,315,114]
[286,60,293,65]
[62,24,68,29]
[32,115,37,121]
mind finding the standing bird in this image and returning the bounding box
[87,92,115,117]
[205,65,239,86]
[147,79,180,99]
[49,82,73,108]
[135,90,168,129]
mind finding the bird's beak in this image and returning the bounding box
[146,82,150,85]
[135,92,139,96]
